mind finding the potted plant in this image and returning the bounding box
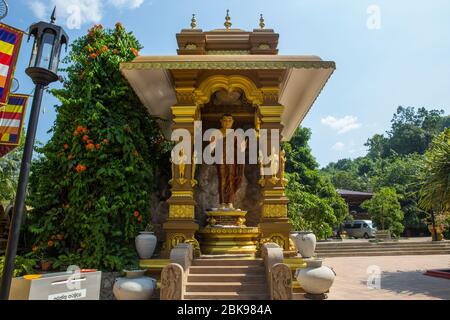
[135,223,157,259]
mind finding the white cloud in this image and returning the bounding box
[332,142,345,151]
[108,0,144,9]
[321,115,361,134]
[27,0,144,30]
[28,1,47,20]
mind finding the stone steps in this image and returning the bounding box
[316,246,450,252]
[188,274,265,283]
[186,282,267,292]
[189,265,265,274]
[192,258,263,266]
[317,249,450,258]
[185,257,268,300]
[315,241,450,257]
[316,241,450,248]
[184,292,269,300]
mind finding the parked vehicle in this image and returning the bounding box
[342,220,377,239]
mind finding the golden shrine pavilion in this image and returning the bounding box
[120,13,335,259]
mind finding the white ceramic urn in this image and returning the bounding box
[135,231,157,259]
[113,270,156,300]
[293,231,316,258]
[296,259,335,297]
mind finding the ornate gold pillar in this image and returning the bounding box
[258,87,295,256]
[161,88,201,258]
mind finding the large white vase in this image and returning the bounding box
[296,259,335,299]
[293,231,316,258]
[135,231,157,259]
[113,270,156,300]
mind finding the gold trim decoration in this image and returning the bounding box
[280,149,288,187]
[199,227,260,234]
[175,88,196,105]
[260,233,288,249]
[206,50,250,55]
[224,9,232,29]
[184,237,201,257]
[168,233,186,249]
[258,150,265,187]
[171,191,193,198]
[206,210,247,217]
[263,204,288,218]
[264,190,285,197]
[259,105,284,123]
[288,238,296,252]
[190,14,197,29]
[171,105,198,123]
[261,87,280,103]
[169,205,195,219]
[259,14,265,29]
[191,151,198,187]
[194,75,263,106]
[120,60,336,71]
[269,176,280,185]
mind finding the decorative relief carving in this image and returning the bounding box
[184,237,201,257]
[263,204,287,218]
[185,43,197,50]
[271,263,293,300]
[280,149,288,187]
[260,233,287,249]
[261,87,279,104]
[160,263,184,300]
[191,150,198,187]
[175,89,196,105]
[121,60,337,71]
[168,233,186,249]
[169,147,190,186]
[169,205,194,219]
[258,150,265,187]
[202,227,260,234]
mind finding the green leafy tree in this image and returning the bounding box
[365,107,448,158]
[284,128,348,239]
[361,187,404,236]
[26,24,167,271]
[370,154,424,230]
[417,128,450,224]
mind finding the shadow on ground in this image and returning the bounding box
[361,270,450,300]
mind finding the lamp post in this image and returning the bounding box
[0,8,68,300]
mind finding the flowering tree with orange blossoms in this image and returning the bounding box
[26,24,170,271]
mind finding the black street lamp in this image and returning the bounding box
[0,8,68,300]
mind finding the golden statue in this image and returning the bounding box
[280,149,288,186]
[215,114,245,209]
[191,150,198,187]
[268,146,280,184]
[258,150,265,187]
[170,147,187,185]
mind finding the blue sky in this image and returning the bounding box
[4,0,450,167]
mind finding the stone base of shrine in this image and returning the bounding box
[197,226,260,256]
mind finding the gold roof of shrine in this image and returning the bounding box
[120,21,336,141]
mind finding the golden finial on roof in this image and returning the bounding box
[190,13,197,29]
[259,14,265,29]
[224,9,232,29]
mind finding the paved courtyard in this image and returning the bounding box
[322,255,450,300]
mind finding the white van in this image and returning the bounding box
[343,220,377,239]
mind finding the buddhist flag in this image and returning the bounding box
[0,94,29,157]
[0,23,24,105]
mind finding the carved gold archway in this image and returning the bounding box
[194,75,264,106]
